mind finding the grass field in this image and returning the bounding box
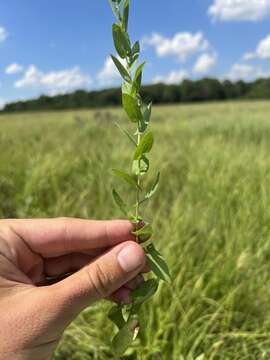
[1,101,270,359]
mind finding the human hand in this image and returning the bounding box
[0,218,147,360]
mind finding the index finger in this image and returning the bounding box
[7,218,135,257]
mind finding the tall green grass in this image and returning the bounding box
[1,101,270,359]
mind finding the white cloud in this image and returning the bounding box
[193,53,217,74]
[242,52,257,61]
[5,63,24,75]
[153,70,188,85]
[15,65,91,94]
[208,0,270,22]
[97,56,121,85]
[15,65,42,88]
[225,63,270,81]
[0,27,8,42]
[143,32,209,62]
[257,35,270,58]
[244,34,270,60]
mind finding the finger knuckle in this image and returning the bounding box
[57,217,74,252]
[85,263,111,299]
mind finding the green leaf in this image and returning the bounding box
[128,214,143,223]
[114,121,137,145]
[141,155,150,174]
[146,243,171,282]
[134,132,154,160]
[122,0,129,31]
[132,223,153,237]
[111,317,139,356]
[131,160,140,176]
[108,0,120,20]
[140,172,160,204]
[132,279,159,306]
[132,155,149,176]
[122,93,143,122]
[131,41,140,63]
[108,306,126,329]
[112,169,140,189]
[111,55,131,83]
[122,81,134,96]
[143,102,152,125]
[138,102,152,133]
[112,188,128,216]
[132,223,153,243]
[112,24,130,58]
[146,256,167,282]
[132,62,145,93]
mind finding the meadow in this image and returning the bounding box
[1,101,270,359]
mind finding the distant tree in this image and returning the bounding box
[247,79,270,99]
[2,77,270,113]
[181,80,197,102]
[234,80,251,98]
[162,85,181,103]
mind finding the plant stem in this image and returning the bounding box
[125,55,141,237]
[135,132,141,227]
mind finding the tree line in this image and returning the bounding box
[2,78,270,113]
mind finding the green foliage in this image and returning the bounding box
[112,169,139,189]
[114,121,137,145]
[130,41,140,65]
[108,306,126,329]
[139,102,152,133]
[132,223,153,237]
[112,188,128,216]
[110,56,131,83]
[140,172,160,204]
[132,156,149,177]
[122,93,142,122]
[133,132,154,160]
[132,279,159,308]
[145,244,171,283]
[108,0,170,355]
[112,24,131,58]
[111,317,139,356]
[132,62,145,93]
[122,0,129,31]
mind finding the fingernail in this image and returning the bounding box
[118,244,144,273]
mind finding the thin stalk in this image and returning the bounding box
[125,55,141,237]
[135,132,141,226]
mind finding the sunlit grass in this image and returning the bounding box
[1,101,270,359]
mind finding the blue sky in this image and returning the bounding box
[1,0,270,106]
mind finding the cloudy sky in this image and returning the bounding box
[1,0,270,107]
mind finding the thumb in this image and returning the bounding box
[50,241,146,314]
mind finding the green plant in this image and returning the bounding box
[108,0,170,356]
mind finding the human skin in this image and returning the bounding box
[0,218,147,360]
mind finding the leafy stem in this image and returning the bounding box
[108,0,171,356]
[123,54,142,231]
